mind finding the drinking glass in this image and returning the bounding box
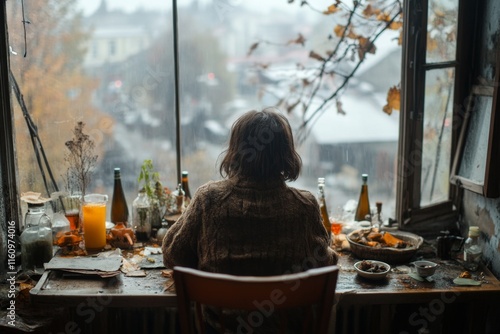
[82,194,108,251]
[62,194,82,231]
[330,209,344,251]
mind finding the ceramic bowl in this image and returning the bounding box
[413,260,438,277]
[354,260,391,280]
[347,230,424,264]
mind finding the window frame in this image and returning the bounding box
[0,0,479,231]
[1,3,20,230]
[397,0,477,230]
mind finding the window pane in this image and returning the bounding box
[426,0,459,63]
[7,1,401,222]
[7,1,175,212]
[420,68,455,206]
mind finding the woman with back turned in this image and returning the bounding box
[163,108,337,333]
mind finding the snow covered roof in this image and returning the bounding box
[309,91,399,145]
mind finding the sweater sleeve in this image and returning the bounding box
[162,187,205,269]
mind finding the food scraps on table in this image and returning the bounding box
[350,230,410,249]
[358,260,388,273]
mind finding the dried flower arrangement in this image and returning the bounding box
[64,122,98,197]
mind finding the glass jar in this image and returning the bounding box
[156,219,169,243]
[463,226,482,271]
[21,203,53,272]
[133,189,151,242]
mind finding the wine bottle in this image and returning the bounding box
[181,170,192,201]
[317,178,331,238]
[355,174,371,222]
[111,168,129,226]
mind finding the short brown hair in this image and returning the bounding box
[219,108,302,182]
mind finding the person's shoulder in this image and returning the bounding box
[287,186,317,207]
[196,179,231,196]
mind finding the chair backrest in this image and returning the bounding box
[173,265,339,334]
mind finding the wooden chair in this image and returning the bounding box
[173,265,339,334]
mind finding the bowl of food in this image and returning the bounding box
[413,260,438,277]
[347,229,424,264]
[354,260,391,280]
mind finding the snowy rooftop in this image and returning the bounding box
[309,91,399,144]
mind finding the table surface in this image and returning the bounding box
[30,249,500,308]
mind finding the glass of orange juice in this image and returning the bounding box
[82,194,108,251]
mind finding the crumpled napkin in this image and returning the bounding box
[21,191,51,204]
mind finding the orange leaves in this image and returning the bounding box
[390,21,403,30]
[334,24,346,37]
[376,12,392,22]
[334,25,377,61]
[334,25,358,39]
[323,4,340,15]
[383,86,401,115]
[363,4,381,17]
[358,37,376,60]
[426,34,438,52]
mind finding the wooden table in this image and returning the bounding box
[29,251,500,333]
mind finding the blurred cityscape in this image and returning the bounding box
[9,0,401,218]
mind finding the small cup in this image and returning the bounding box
[413,260,438,277]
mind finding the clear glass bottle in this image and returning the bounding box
[173,183,185,214]
[463,226,482,271]
[21,203,53,272]
[355,174,371,222]
[111,168,129,226]
[372,201,383,229]
[317,178,331,238]
[132,188,151,242]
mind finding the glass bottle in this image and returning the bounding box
[181,170,192,204]
[132,188,151,242]
[21,203,53,272]
[173,183,185,214]
[317,178,331,238]
[372,201,383,228]
[463,226,482,271]
[156,219,169,243]
[111,168,129,226]
[355,174,371,222]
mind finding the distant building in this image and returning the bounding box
[299,41,401,197]
[82,0,165,68]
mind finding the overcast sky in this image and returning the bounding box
[77,0,333,16]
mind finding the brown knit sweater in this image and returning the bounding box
[162,176,337,274]
[163,177,337,333]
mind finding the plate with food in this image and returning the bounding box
[354,260,391,280]
[347,229,423,264]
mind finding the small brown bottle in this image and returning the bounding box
[355,174,371,222]
[181,171,192,201]
[317,178,331,238]
[111,168,129,226]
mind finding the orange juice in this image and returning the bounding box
[82,203,107,250]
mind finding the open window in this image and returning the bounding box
[450,52,500,198]
[397,0,477,229]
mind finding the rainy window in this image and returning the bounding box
[4,1,405,223]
